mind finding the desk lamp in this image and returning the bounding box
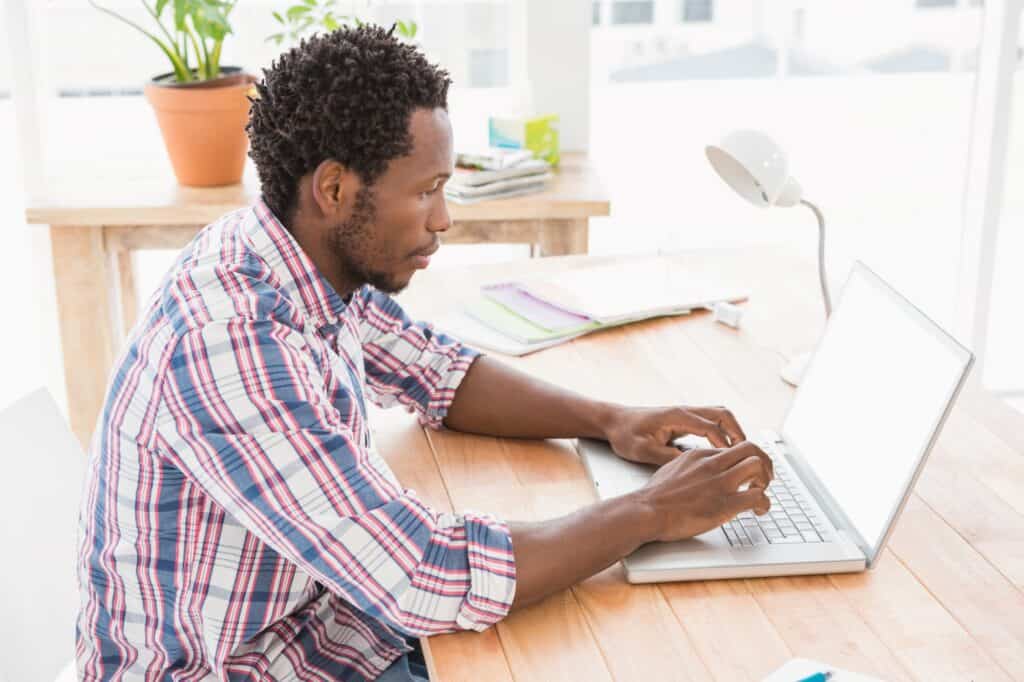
[705,129,830,386]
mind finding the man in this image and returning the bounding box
[76,25,772,681]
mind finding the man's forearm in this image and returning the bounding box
[507,490,655,610]
[441,357,771,612]
[444,355,615,439]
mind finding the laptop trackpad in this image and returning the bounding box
[627,527,736,569]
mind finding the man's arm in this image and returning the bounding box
[507,441,773,610]
[443,355,614,439]
[444,356,773,611]
[358,292,738,458]
[159,318,516,635]
[445,355,745,462]
[357,297,772,611]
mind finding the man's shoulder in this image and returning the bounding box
[159,209,305,338]
[352,285,409,323]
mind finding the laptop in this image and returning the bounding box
[577,261,973,583]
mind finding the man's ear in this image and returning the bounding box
[311,159,356,216]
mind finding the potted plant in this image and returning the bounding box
[90,1,255,187]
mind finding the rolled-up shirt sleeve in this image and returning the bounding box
[355,288,480,429]
[156,318,515,636]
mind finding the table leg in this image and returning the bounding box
[115,248,139,337]
[538,218,588,256]
[50,225,118,448]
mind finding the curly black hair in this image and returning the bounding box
[247,25,452,223]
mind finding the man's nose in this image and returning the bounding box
[428,197,451,233]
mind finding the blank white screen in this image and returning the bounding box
[782,266,969,555]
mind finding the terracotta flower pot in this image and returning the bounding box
[144,67,257,187]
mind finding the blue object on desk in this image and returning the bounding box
[795,672,833,682]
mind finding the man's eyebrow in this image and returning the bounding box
[422,172,450,185]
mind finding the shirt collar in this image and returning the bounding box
[243,198,350,329]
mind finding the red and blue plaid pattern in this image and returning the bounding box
[75,200,516,680]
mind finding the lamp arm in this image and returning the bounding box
[800,198,832,318]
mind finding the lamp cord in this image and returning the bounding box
[800,198,832,318]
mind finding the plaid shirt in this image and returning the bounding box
[76,200,516,680]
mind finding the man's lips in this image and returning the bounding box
[415,243,440,258]
[410,242,439,269]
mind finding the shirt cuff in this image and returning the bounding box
[417,344,482,430]
[453,511,517,631]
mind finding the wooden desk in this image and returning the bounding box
[25,153,608,445]
[372,246,1024,681]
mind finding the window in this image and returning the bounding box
[589,1,985,340]
[28,1,521,96]
[467,48,509,88]
[611,1,654,25]
[974,18,1024,396]
[13,0,527,201]
[369,1,520,94]
[0,9,9,100]
[682,0,713,23]
[593,1,602,26]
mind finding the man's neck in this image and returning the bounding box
[285,217,362,300]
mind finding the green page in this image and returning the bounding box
[464,298,600,343]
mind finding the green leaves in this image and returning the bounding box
[173,0,187,32]
[285,4,311,21]
[193,1,231,42]
[268,1,418,45]
[395,19,418,39]
[269,0,337,44]
[90,0,235,83]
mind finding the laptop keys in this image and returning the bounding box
[720,444,834,547]
[770,535,804,544]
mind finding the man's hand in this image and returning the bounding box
[509,439,773,609]
[636,440,774,542]
[603,405,746,466]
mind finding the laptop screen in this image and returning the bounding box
[781,263,971,560]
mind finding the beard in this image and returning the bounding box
[326,185,407,295]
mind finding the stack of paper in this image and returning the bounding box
[446,150,552,205]
[437,261,748,356]
[456,148,535,170]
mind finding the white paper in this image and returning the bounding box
[762,658,884,682]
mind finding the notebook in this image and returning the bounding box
[482,283,593,333]
[514,260,748,324]
[465,298,599,344]
[434,310,591,356]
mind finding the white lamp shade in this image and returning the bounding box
[705,130,803,208]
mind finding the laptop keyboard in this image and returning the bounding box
[722,451,832,548]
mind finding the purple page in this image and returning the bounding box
[483,283,593,332]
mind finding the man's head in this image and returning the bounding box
[248,25,454,295]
